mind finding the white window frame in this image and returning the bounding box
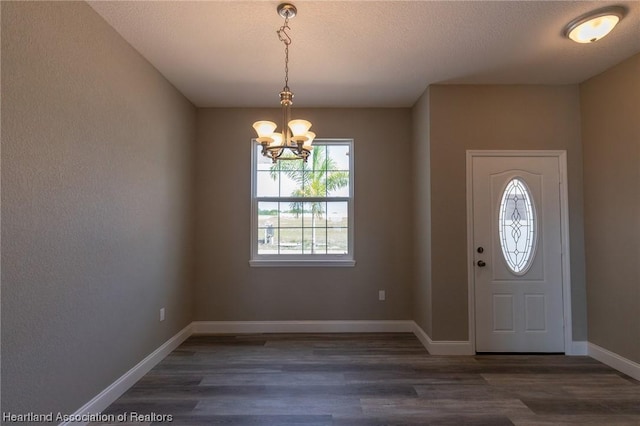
[250,139,355,267]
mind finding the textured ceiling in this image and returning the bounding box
[88,1,640,107]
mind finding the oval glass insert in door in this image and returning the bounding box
[498,178,537,275]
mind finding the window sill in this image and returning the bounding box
[249,259,356,268]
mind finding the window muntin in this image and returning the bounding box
[251,140,354,265]
[498,177,537,275]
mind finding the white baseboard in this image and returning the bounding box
[588,342,640,381]
[569,340,588,355]
[60,323,193,426]
[192,320,414,334]
[412,322,474,355]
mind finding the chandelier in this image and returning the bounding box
[252,3,315,163]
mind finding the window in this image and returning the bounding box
[250,139,354,267]
[498,177,537,275]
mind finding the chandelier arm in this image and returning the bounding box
[273,147,284,161]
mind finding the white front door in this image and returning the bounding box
[471,154,565,352]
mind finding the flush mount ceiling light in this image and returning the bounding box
[253,3,315,163]
[563,6,626,43]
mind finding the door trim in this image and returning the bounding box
[466,150,572,354]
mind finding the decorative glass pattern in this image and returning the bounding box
[498,178,536,274]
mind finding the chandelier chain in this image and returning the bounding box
[277,16,292,91]
[284,43,289,90]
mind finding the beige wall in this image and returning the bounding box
[411,89,432,336]
[427,85,587,341]
[2,1,195,415]
[194,108,413,321]
[580,53,640,363]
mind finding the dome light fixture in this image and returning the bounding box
[563,6,626,43]
[252,3,315,163]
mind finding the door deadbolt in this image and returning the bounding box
[477,247,484,253]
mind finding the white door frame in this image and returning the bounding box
[466,150,573,354]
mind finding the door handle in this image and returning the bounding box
[477,260,486,267]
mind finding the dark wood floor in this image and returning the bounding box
[95,333,640,425]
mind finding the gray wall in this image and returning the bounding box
[426,85,587,341]
[2,1,195,416]
[580,53,640,364]
[411,89,432,336]
[194,108,413,321]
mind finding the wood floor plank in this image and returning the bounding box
[164,414,333,425]
[509,414,640,426]
[193,395,363,416]
[345,371,489,385]
[200,372,347,386]
[331,416,515,426]
[122,384,418,401]
[360,397,533,417]
[482,373,633,386]
[414,383,567,400]
[563,384,640,399]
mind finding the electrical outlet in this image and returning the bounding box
[378,290,386,301]
[160,307,165,322]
